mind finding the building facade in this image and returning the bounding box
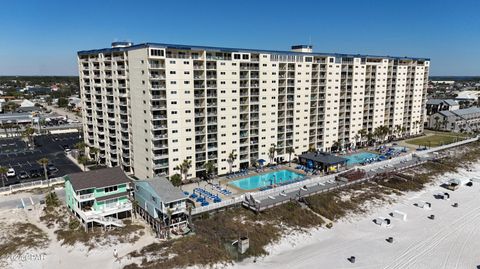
[78,42,430,179]
[65,167,132,228]
[134,177,188,237]
[427,107,480,132]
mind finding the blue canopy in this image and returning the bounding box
[258,159,266,164]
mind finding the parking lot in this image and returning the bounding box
[0,133,82,186]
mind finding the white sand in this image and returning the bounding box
[0,207,156,269]
[231,163,480,269]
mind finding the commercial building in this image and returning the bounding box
[78,42,429,179]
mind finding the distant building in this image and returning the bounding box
[68,97,82,110]
[64,167,133,230]
[430,80,455,85]
[426,99,459,116]
[15,99,40,113]
[133,177,188,238]
[427,107,480,132]
[0,112,37,124]
[0,99,5,113]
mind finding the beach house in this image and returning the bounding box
[64,167,132,230]
[134,177,188,238]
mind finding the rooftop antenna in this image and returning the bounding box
[309,35,312,47]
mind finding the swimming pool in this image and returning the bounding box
[345,152,379,165]
[229,170,304,191]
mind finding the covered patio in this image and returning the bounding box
[298,151,347,173]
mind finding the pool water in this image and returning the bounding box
[345,152,379,165]
[229,170,304,191]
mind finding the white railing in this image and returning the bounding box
[0,177,64,195]
[191,196,245,215]
[78,193,95,200]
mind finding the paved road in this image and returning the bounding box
[0,133,82,186]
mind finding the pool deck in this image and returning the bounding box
[220,164,308,193]
[180,165,309,208]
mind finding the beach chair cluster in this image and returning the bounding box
[226,169,248,179]
[212,183,232,195]
[295,165,315,173]
[193,188,222,206]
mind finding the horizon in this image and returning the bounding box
[1,0,480,76]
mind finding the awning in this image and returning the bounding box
[258,159,266,164]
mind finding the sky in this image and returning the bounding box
[0,0,479,76]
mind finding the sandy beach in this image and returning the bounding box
[231,163,480,269]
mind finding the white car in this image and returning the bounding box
[6,168,15,177]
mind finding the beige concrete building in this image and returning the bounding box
[78,42,430,179]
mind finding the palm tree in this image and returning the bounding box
[187,204,193,232]
[21,126,35,149]
[250,159,258,169]
[166,207,173,239]
[358,129,367,147]
[353,134,360,148]
[268,144,276,164]
[0,166,7,188]
[170,173,182,186]
[75,142,87,156]
[132,199,139,219]
[175,159,192,181]
[366,132,374,146]
[227,151,237,174]
[286,147,295,164]
[1,123,11,138]
[434,116,441,130]
[442,118,449,130]
[37,158,50,190]
[308,145,316,152]
[89,147,100,165]
[331,141,340,152]
[78,155,88,171]
[395,125,402,138]
[204,161,215,180]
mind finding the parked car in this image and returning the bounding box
[29,169,41,178]
[19,171,29,179]
[47,164,58,173]
[6,168,15,177]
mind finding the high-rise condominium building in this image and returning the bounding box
[78,42,429,179]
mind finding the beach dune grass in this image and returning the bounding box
[127,202,323,268]
[0,223,49,259]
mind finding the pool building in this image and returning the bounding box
[298,151,347,173]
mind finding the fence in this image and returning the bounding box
[0,177,64,195]
[191,195,245,215]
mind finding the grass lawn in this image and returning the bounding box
[405,133,468,147]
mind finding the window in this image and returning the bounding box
[104,186,118,193]
[150,49,164,57]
